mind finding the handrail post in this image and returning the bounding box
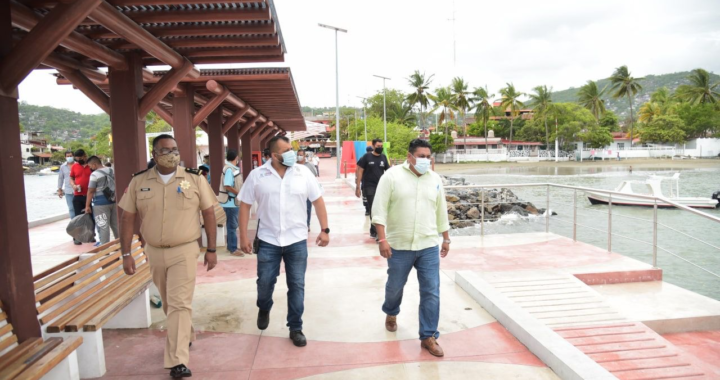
[481,188,485,237]
[653,199,658,267]
[344,161,347,179]
[545,184,550,233]
[608,194,612,253]
[573,189,577,241]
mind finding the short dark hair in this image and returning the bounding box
[268,136,290,153]
[262,149,271,158]
[366,146,373,152]
[226,149,238,162]
[87,155,102,165]
[372,138,383,146]
[74,149,86,157]
[152,134,175,149]
[105,162,112,167]
[64,151,74,157]
[408,138,432,154]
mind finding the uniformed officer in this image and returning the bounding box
[119,134,218,379]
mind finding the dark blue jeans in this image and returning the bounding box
[223,207,239,252]
[382,245,441,340]
[306,200,312,227]
[256,239,308,331]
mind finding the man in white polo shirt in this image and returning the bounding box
[239,136,330,348]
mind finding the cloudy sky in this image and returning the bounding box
[18,0,720,114]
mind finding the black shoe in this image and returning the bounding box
[73,240,82,245]
[370,232,378,239]
[365,211,370,216]
[257,309,270,330]
[169,364,192,378]
[290,330,307,347]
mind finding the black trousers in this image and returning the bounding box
[72,195,95,240]
[363,187,377,235]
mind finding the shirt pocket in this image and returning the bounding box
[290,176,306,196]
[137,191,155,213]
[178,189,199,210]
[425,187,439,205]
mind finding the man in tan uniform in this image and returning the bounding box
[119,134,218,378]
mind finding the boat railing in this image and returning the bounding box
[444,183,720,290]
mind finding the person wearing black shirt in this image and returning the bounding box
[355,139,390,239]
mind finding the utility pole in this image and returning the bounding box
[357,96,368,141]
[373,75,391,142]
[319,23,348,179]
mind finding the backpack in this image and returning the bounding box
[217,164,243,206]
[99,168,116,202]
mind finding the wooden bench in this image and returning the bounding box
[32,237,152,378]
[0,302,82,380]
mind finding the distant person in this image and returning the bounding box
[199,163,210,179]
[203,155,211,183]
[297,150,318,231]
[262,149,271,164]
[69,149,95,245]
[311,153,320,177]
[147,157,156,169]
[105,161,113,168]
[360,146,374,215]
[355,139,390,239]
[629,166,633,174]
[219,149,243,257]
[57,151,76,227]
[85,156,118,246]
[617,151,620,161]
[372,139,451,357]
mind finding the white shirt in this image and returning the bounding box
[312,156,319,165]
[240,160,323,247]
[158,170,175,184]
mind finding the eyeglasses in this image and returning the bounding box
[155,148,179,155]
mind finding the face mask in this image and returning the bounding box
[66,157,74,164]
[156,152,181,169]
[374,147,384,154]
[412,157,431,175]
[76,159,85,165]
[280,150,296,167]
[297,154,305,163]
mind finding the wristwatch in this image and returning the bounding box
[206,248,217,253]
[443,239,452,244]
[322,228,330,234]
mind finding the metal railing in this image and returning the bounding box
[444,183,720,283]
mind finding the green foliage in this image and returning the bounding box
[344,117,418,159]
[542,103,598,148]
[579,125,613,148]
[51,151,66,163]
[527,85,553,146]
[145,112,172,133]
[18,102,109,139]
[429,133,453,154]
[599,110,620,131]
[406,71,434,129]
[94,126,113,158]
[577,80,607,121]
[675,68,720,106]
[676,103,720,138]
[640,115,687,144]
[366,89,406,119]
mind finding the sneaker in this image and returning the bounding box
[93,242,101,247]
[257,309,270,330]
[169,364,192,378]
[290,330,307,347]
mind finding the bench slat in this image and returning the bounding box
[14,337,83,380]
[0,322,13,338]
[86,270,153,331]
[0,338,42,373]
[33,242,123,290]
[45,253,149,333]
[32,257,80,284]
[0,334,18,353]
[0,311,7,323]
[35,250,125,303]
[0,338,61,380]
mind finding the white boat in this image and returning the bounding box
[587,173,720,209]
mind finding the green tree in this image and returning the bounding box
[675,68,720,106]
[367,89,406,119]
[429,132,453,154]
[499,83,525,147]
[639,87,678,124]
[599,110,620,131]
[640,115,687,144]
[579,125,613,148]
[450,77,472,147]
[429,87,457,145]
[406,71,434,129]
[345,117,417,159]
[609,65,644,145]
[577,80,607,122]
[527,85,553,147]
[548,103,597,149]
[94,126,113,159]
[676,103,720,138]
[145,111,171,133]
[471,85,495,156]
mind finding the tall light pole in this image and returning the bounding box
[356,96,367,141]
[319,23,347,179]
[373,75,391,142]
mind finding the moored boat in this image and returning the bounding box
[587,173,719,209]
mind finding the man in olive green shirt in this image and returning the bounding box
[371,139,451,357]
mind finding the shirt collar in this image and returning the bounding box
[225,161,238,170]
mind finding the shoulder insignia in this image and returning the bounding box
[132,169,149,177]
[185,167,201,175]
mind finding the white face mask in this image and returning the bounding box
[412,156,431,174]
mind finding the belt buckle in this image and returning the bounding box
[159,244,171,248]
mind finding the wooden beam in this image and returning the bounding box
[124,8,270,24]
[221,107,251,135]
[88,1,199,78]
[153,105,172,125]
[24,0,265,7]
[251,121,272,140]
[206,80,260,120]
[113,36,279,51]
[0,0,101,93]
[138,58,193,119]
[172,83,196,168]
[238,115,261,139]
[145,47,282,59]
[146,55,285,66]
[10,1,126,69]
[192,88,229,127]
[44,52,107,82]
[87,22,275,39]
[59,69,110,114]
[208,108,223,194]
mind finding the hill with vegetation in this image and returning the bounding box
[18,102,109,142]
[551,71,720,120]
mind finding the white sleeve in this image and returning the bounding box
[306,169,323,202]
[239,171,256,205]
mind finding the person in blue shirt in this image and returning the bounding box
[221,150,242,256]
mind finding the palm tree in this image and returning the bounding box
[472,86,495,157]
[609,65,644,146]
[451,77,472,147]
[390,101,417,126]
[406,71,434,129]
[429,87,457,145]
[638,101,663,124]
[527,85,553,147]
[499,83,525,149]
[676,68,720,106]
[577,80,607,122]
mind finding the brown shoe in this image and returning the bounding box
[421,337,444,357]
[385,315,397,332]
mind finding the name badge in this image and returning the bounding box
[140,188,151,192]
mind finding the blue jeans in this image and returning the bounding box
[256,239,308,331]
[64,193,75,218]
[224,207,239,252]
[382,245,440,340]
[306,200,312,227]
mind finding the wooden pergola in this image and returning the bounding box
[0,0,302,341]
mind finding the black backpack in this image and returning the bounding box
[99,168,116,202]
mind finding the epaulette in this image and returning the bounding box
[132,169,149,177]
[185,167,201,175]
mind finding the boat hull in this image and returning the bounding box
[587,193,719,209]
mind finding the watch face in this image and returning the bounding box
[324,228,330,234]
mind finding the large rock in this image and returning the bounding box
[446,194,460,202]
[467,207,481,219]
[510,205,529,217]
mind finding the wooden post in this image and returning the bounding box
[208,108,224,195]
[226,122,240,156]
[241,131,255,181]
[109,53,145,208]
[0,1,41,340]
[173,83,197,169]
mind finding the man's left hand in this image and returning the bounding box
[204,251,217,271]
[441,242,450,258]
[84,206,92,215]
[316,232,329,247]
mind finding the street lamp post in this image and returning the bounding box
[319,23,347,179]
[373,75,391,142]
[356,96,367,141]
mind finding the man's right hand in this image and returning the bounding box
[122,256,136,275]
[355,187,361,198]
[240,236,253,254]
[379,240,392,259]
[57,189,64,198]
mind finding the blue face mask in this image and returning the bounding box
[413,157,431,174]
[280,150,296,167]
[66,157,74,164]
